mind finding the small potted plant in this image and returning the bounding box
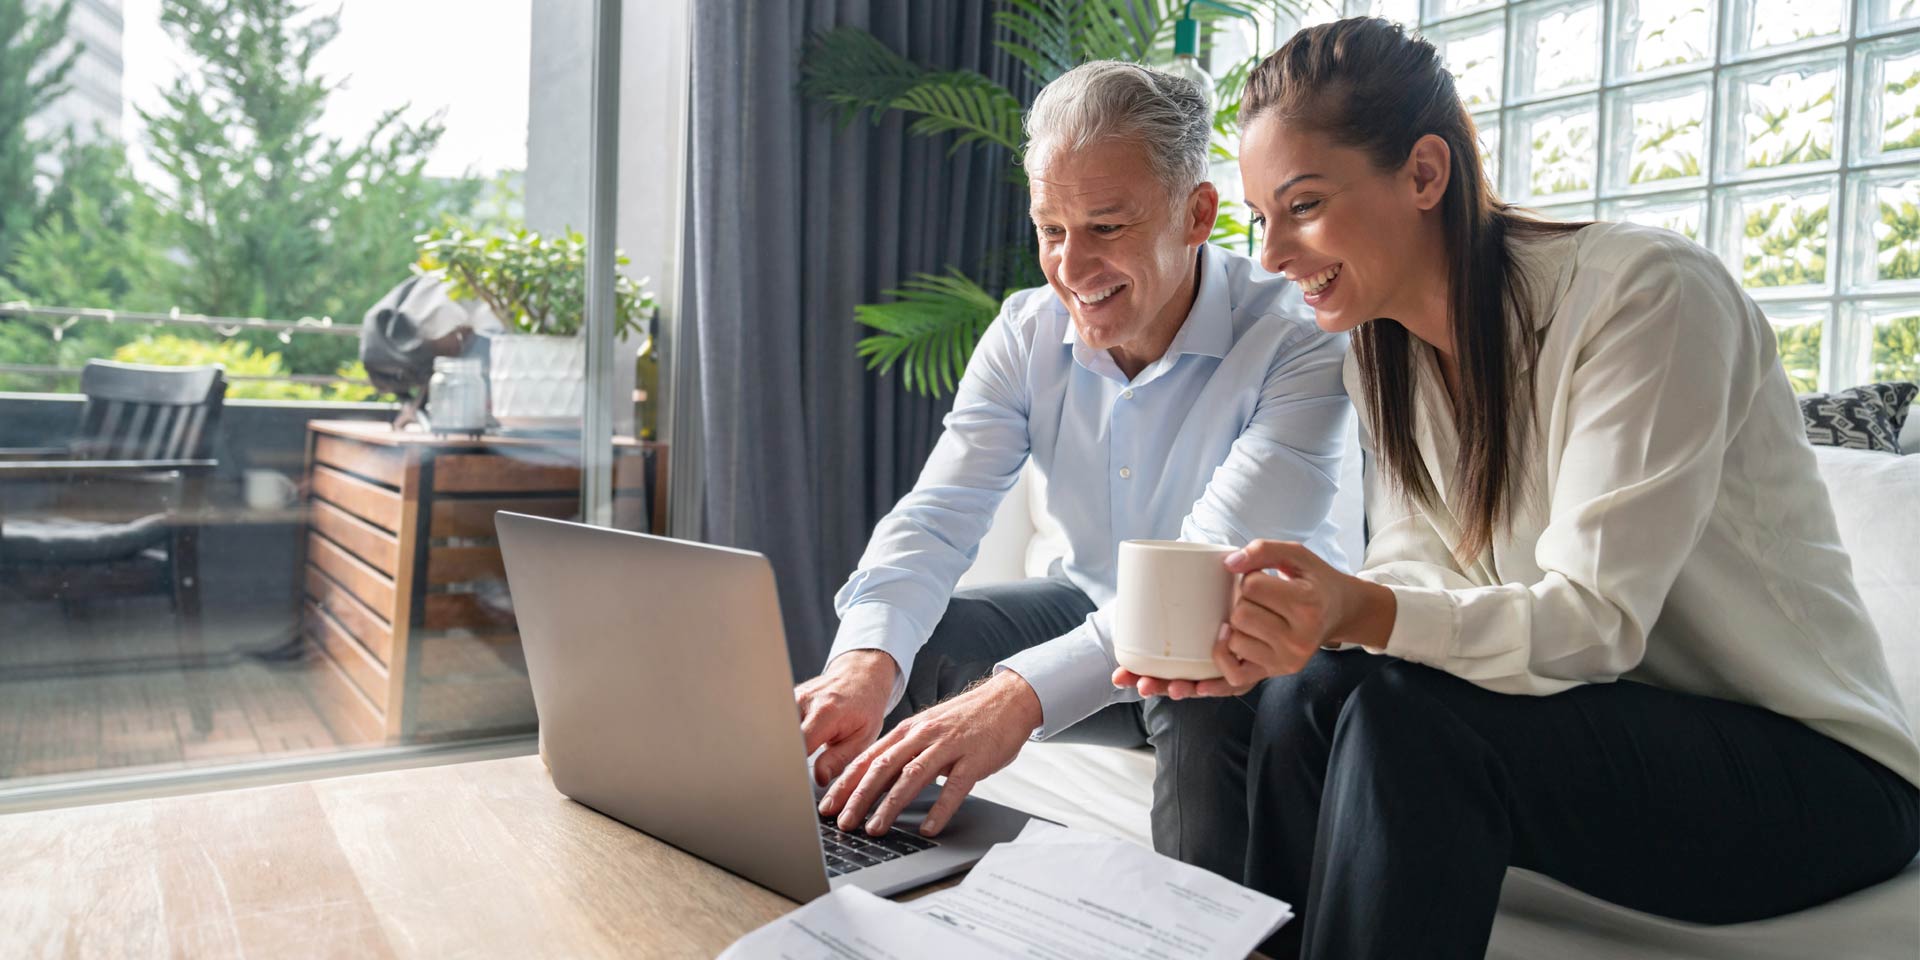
[414,224,654,423]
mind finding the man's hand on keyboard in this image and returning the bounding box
[795,650,898,787]
[817,670,1042,838]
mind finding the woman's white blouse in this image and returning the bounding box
[1349,221,1920,787]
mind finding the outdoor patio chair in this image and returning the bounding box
[0,361,226,723]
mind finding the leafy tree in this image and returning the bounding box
[10,132,175,311]
[1882,67,1920,153]
[0,0,78,274]
[1872,314,1920,384]
[1877,197,1920,282]
[798,1,1292,396]
[111,333,381,401]
[1773,320,1822,393]
[1629,113,1703,185]
[139,0,469,376]
[1742,200,1828,288]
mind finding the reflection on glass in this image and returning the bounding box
[1863,0,1920,33]
[1872,176,1920,284]
[1616,0,1712,76]
[1735,0,1844,55]
[1738,188,1833,289]
[1628,89,1707,186]
[1880,52,1920,154]
[1522,106,1598,199]
[1517,1,1599,97]
[1475,114,1501,190]
[1866,310,1920,383]
[1736,63,1838,172]
[1429,16,1506,111]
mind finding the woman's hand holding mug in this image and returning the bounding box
[1113,539,1397,699]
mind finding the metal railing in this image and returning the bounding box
[0,302,376,391]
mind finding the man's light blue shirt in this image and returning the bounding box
[829,244,1351,738]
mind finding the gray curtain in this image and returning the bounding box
[688,1,1036,678]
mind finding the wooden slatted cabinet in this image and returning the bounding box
[298,420,665,744]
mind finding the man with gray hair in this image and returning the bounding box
[799,60,1349,878]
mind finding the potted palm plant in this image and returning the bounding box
[414,225,654,423]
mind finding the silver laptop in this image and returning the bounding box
[496,512,1035,902]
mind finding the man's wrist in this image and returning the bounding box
[830,648,901,685]
[983,669,1045,734]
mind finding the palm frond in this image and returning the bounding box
[854,268,1003,396]
[894,72,1028,154]
[993,0,1077,86]
[798,27,926,126]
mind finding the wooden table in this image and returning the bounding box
[297,422,668,746]
[0,755,795,958]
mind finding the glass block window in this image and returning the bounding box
[1322,0,1920,392]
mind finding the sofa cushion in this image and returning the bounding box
[1799,382,1918,453]
[1813,445,1920,735]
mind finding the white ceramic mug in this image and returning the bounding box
[1112,539,1237,680]
[243,469,298,510]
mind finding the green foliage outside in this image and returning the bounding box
[798,0,1293,397]
[1882,68,1920,153]
[1872,314,1920,384]
[1774,320,1823,393]
[1742,200,1829,289]
[1745,84,1834,170]
[110,333,376,401]
[1878,197,1920,282]
[1628,112,1703,185]
[1530,119,1594,196]
[415,225,653,341]
[0,0,517,400]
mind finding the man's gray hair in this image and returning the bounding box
[1021,60,1212,197]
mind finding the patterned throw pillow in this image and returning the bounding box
[1798,381,1919,453]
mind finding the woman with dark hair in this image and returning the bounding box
[1117,17,1920,959]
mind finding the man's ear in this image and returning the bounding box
[1186,181,1220,246]
[1405,134,1451,212]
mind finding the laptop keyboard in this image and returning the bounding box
[817,811,940,877]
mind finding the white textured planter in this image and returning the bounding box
[488,333,585,420]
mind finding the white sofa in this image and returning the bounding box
[964,418,1920,959]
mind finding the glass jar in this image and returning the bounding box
[428,356,488,433]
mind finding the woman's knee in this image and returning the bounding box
[1250,649,1386,755]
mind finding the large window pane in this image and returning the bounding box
[1512,97,1600,203]
[1714,176,1837,296]
[1424,0,1505,21]
[1717,51,1842,181]
[1610,0,1715,81]
[1512,0,1602,101]
[1424,13,1507,112]
[1605,77,1710,195]
[1850,301,1920,385]
[1854,33,1920,166]
[1346,0,1421,26]
[0,0,665,793]
[1847,166,1920,293]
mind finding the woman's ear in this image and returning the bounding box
[1405,133,1452,212]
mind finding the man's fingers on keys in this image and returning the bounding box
[813,734,868,788]
[836,732,918,831]
[820,727,895,816]
[920,767,979,837]
[864,744,952,835]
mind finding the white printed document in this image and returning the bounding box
[717,885,990,960]
[908,821,1291,959]
[720,822,1291,960]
